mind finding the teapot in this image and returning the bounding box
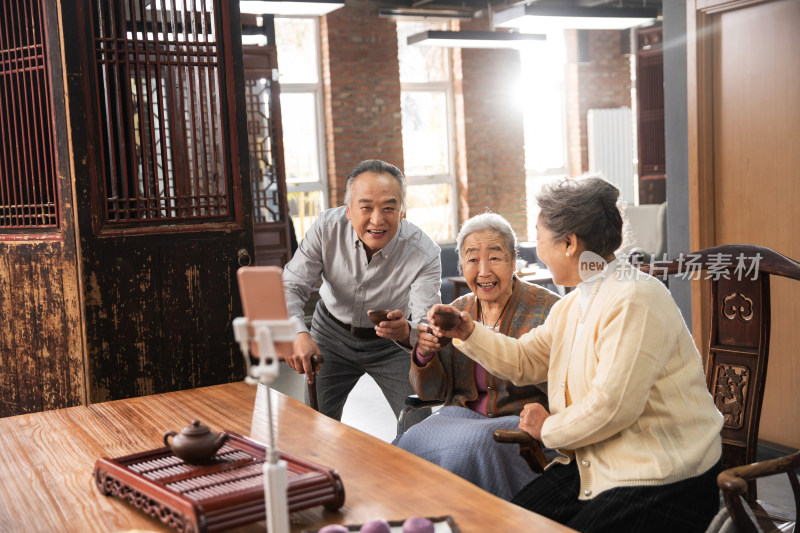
[163,420,229,463]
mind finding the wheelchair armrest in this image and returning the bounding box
[397,395,444,438]
[493,429,548,475]
[404,394,445,409]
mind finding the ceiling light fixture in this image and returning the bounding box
[378,8,473,21]
[494,5,658,33]
[407,30,546,49]
[239,0,344,17]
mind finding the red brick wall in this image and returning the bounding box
[564,30,633,176]
[319,5,527,239]
[454,16,528,238]
[457,48,527,238]
[320,3,404,206]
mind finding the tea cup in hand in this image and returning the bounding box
[433,309,462,330]
[367,309,392,325]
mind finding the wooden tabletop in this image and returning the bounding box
[0,382,573,533]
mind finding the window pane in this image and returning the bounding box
[406,183,453,242]
[397,22,448,83]
[280,92,321,184]
[520,32,567,172]
[402,91,449,176]
[274,18,318,84]
[288,190,323,242]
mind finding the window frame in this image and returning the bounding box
[398,23,458,244]
[275,15,329,223]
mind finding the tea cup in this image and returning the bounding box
[367,309,392,325]
[434,310,462,330]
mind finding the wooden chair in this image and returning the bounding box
[495,244,800,522]
[717,449,800,532]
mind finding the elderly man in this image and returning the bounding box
[283,159,441,425]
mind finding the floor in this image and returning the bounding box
[271,364,796,525]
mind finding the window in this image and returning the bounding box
[1,0,59,233]
[91,1,233,227]
[275,17,327,242]
[518,30,569,240]
[397,22,456,243]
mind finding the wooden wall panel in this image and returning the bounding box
[688,0,800,447]
[0,245,84,416]
[85,242,244,403]
[0,254,22,415]
[713,0,800,448]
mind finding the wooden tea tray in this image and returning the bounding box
[93,432,345,533]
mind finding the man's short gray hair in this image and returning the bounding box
[455,212,518,275]
[344,159,406,213]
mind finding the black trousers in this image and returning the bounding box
[512,459,721,533]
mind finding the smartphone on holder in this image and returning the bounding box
[236,266,294,359]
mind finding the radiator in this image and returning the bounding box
[587,107,635,205]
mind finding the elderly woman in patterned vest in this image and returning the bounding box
[394,212,560,500]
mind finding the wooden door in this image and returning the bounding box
[0,0,85,416]
[61,0,254,402]
[241,25,292,267]
[687,0,800,448]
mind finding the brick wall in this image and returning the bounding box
[455,17,528,239]
[319,5,530,240]
[321,3,404,206]
[564,29,633,176]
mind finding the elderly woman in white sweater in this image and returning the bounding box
[427,176,723,533]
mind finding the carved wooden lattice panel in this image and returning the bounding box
[713,363,749,430]
[245,75,281,223]
[0,0,59,231]
[91,0,230,225]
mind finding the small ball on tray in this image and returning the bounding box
[318,525,349,533]
[360,518,391,533]
[402,516,434,533]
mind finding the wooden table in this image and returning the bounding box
[448,268,554,299]
[0,382,573,533]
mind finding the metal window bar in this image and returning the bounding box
[91,0,228,224]
[0,0,60,231]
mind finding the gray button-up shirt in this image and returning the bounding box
[283,206,442,347]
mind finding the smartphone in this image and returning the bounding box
[236,266,294,359]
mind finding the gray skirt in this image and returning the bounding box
[395,405,552,500]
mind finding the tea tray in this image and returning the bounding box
[93,432,345,533]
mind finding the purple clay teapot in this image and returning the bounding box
[163,420,229,463]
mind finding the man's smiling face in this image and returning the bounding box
[345,171,403,257]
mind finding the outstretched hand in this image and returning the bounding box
[425,304,476,342]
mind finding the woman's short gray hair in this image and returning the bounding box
[344,159,406,213]
[536,175,625,257]
[455,212,518,275]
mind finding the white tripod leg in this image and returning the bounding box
[264,457,290,533]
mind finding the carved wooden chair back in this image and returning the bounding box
[639,244,800,503]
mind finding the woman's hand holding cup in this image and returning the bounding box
[416,322,447,356]
[426,304,475,342]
